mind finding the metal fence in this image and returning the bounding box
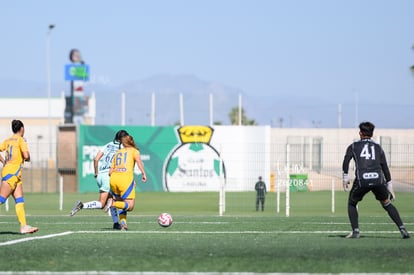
[5,139,413,194]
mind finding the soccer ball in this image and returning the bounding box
[158,213,173,227]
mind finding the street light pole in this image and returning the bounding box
[46,24,55,159]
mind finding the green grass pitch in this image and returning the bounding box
[0,191,413,273]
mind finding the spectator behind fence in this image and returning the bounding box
[255,176,267,211]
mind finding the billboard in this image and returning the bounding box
[65,64,90,81]
[78,125,270,193]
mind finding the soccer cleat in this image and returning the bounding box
[120,221,128,231]
[20,225,39,234]
[103,198,113,213]
[345,230,360,239]
[70,201,84,216]
[400,228,410,239]
[113,222,122,230]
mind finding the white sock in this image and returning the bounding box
[83,201,102,209]
[110,206,119,223]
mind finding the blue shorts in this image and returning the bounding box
[96,172,110,193]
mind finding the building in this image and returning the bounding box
[0,94,95,192]
[0,93,96,163]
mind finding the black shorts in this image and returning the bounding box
[349,181,389,203]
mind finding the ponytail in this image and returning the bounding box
[121,135,138,150]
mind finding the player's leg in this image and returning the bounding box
[255,197,259,211]
[119,209,128,230]
[70,174,107,216]
[261,197,265,211]
[111,180,136,212]
[70,194,106,216]
[70,200,83,216]
[346,184,366,238]
[382,201,410,238]
[113,180,136,231]
[82,190,107,209]
[82,200,102,209]
[374,186,410,239]
[0,180,12,205]
[97,174,120,228]
[110,206,121,230]
[12,183,38,234]
[78,173,107,210]
[346,198,360,238]
[108,198,133,231]
[96,191,120,229]
[111,198,134,211]
[12,184,27,226]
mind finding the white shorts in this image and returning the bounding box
[96,172,111,193]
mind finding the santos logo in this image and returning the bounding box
[164,125,225,192]
[362,172,379,179]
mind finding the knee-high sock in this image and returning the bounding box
[383,202,404,228]
[113,201,129,224]
[119,210,127,225]
[348,202,359,230]
[0,196,6,204]
[110,206,119,223]
[83,201,102,209]
[15,197,27,226]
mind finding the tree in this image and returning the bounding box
[228,107,257,125]
[411,45,414,76]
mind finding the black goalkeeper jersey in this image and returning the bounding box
[342,138,391,186]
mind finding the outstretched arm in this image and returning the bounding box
[93,151,104,177]
[342,145,353,191]
[134,152,147,182]
[342,145,353,174]
[380,149,391,182]
[22,151,30,162]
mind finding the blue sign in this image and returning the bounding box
[65,64,90,81]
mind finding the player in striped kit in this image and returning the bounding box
[70,130,129,230]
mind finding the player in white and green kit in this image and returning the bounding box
[70,130,129,230]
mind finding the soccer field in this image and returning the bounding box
[0,192,413,274]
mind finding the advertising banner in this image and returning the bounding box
[78,125,270,193]
[65,64,90,81]
[78,125,177,192]
[289,174,309,192]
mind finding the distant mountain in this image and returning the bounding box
[93,74,244,126]
[1,78,53,98]
[1,74,413,128]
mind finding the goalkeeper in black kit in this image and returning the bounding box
[342,121,410,239]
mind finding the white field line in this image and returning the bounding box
[1,273,413,275]
[303,222,414,225]
[0,221,232,225]
[3,221,414,226]
[0,229,403,248]
[74,230,400,235]
[0,231,73,247]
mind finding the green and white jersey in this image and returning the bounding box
[98,141,122,173]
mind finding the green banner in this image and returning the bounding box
[289,174,309,192]
[78,125,178,193]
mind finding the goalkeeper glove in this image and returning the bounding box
[387,181,395,201]
[342,173,350,191]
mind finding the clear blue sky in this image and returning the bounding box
[1,1,414,126]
